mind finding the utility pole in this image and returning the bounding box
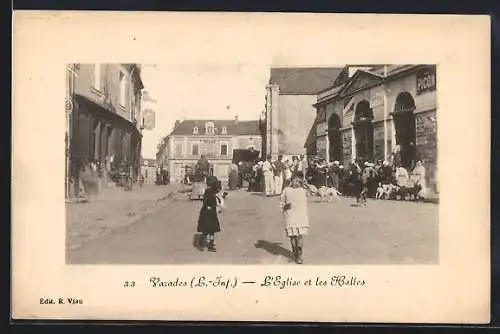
[325,128,329,162]
[65,64,76,199]
[383,64,389,161]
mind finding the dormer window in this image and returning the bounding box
[205,122,215,135]
[193,126,199,134]
[221,126,227,134]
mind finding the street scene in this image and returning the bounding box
[67,184,438,265]
[65,63,439,265]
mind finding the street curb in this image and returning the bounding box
[66,185,182,251]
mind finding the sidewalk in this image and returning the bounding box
[66,183,183,250]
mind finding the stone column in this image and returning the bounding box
[270,84,280,160]
[265,85,272,158]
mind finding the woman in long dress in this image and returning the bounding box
[349,161,363,206]
[395,164,410,200]
[280,175,310,264]
[412,160,427,198]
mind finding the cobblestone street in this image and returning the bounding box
[66,184,183,250]
[66,186,439,265]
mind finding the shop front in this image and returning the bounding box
[70,94,142,195]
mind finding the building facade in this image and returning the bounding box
[308,64,438,195]
[263,67,343,159]
[67,63,144,196]
[156,137,168,168]
[162,117,262,183]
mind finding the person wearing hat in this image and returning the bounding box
[273,154,286,195]
[380,160,394,186]
[280,174,310,264]
[196,176,222,252]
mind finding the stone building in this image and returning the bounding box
[307,64,438,194]
[162,116,263,183]
[67,63,145,196]
[155,138,168,168]
[263,67,344,159]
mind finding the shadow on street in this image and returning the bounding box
[254,240,294,261]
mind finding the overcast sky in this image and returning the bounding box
[139,63,270,159]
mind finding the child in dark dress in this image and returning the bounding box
[196,176,222,252]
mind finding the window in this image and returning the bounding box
[93,64,101,91]
[119,71,127,106]
[192,143,199,156]
[193,127,199,134]
[220,143,228,156]
[205,122,215,134]
[221,126,227,134]
[175,143,183,157]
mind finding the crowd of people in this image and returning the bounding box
[195,152,428,264]
[243,154,428,206]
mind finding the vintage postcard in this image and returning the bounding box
[12,12,490,323]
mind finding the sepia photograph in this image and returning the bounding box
[64,63,439,265]
[13,12,489,323]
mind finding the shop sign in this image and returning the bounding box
[201,139,216,144]
[142,109,155,130]
[370,92,384,108]
[416,66,437,95]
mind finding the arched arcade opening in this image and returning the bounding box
[327,114,342,162]
[393,92,417,169]
[352,100,374,162]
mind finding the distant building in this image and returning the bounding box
[307,64,438,195]
[161,116,262,182]
[68,63,144,196]
[263,67,344,159]
[156,137,168,168]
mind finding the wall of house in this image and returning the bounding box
[70,63,143,197]
[277,94,317,156]
[74,64,138,123]
[167,134,262,183]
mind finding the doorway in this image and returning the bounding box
[352,100,374,162]
[393,92,417,169]
[327,114,342,162]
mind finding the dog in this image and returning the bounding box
[216,191,228,213]
[375,183,385,199]
[377,183,395,200]
[304,183,341,202]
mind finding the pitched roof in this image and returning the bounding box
[304,120,318,148]
[269,67,344,95]
[338,69,385,96]
[169,119,261,136]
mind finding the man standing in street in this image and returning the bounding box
[297,155,308,181]
[273,154,285,195]
[196,154,210,181]
[262,154,274,197]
